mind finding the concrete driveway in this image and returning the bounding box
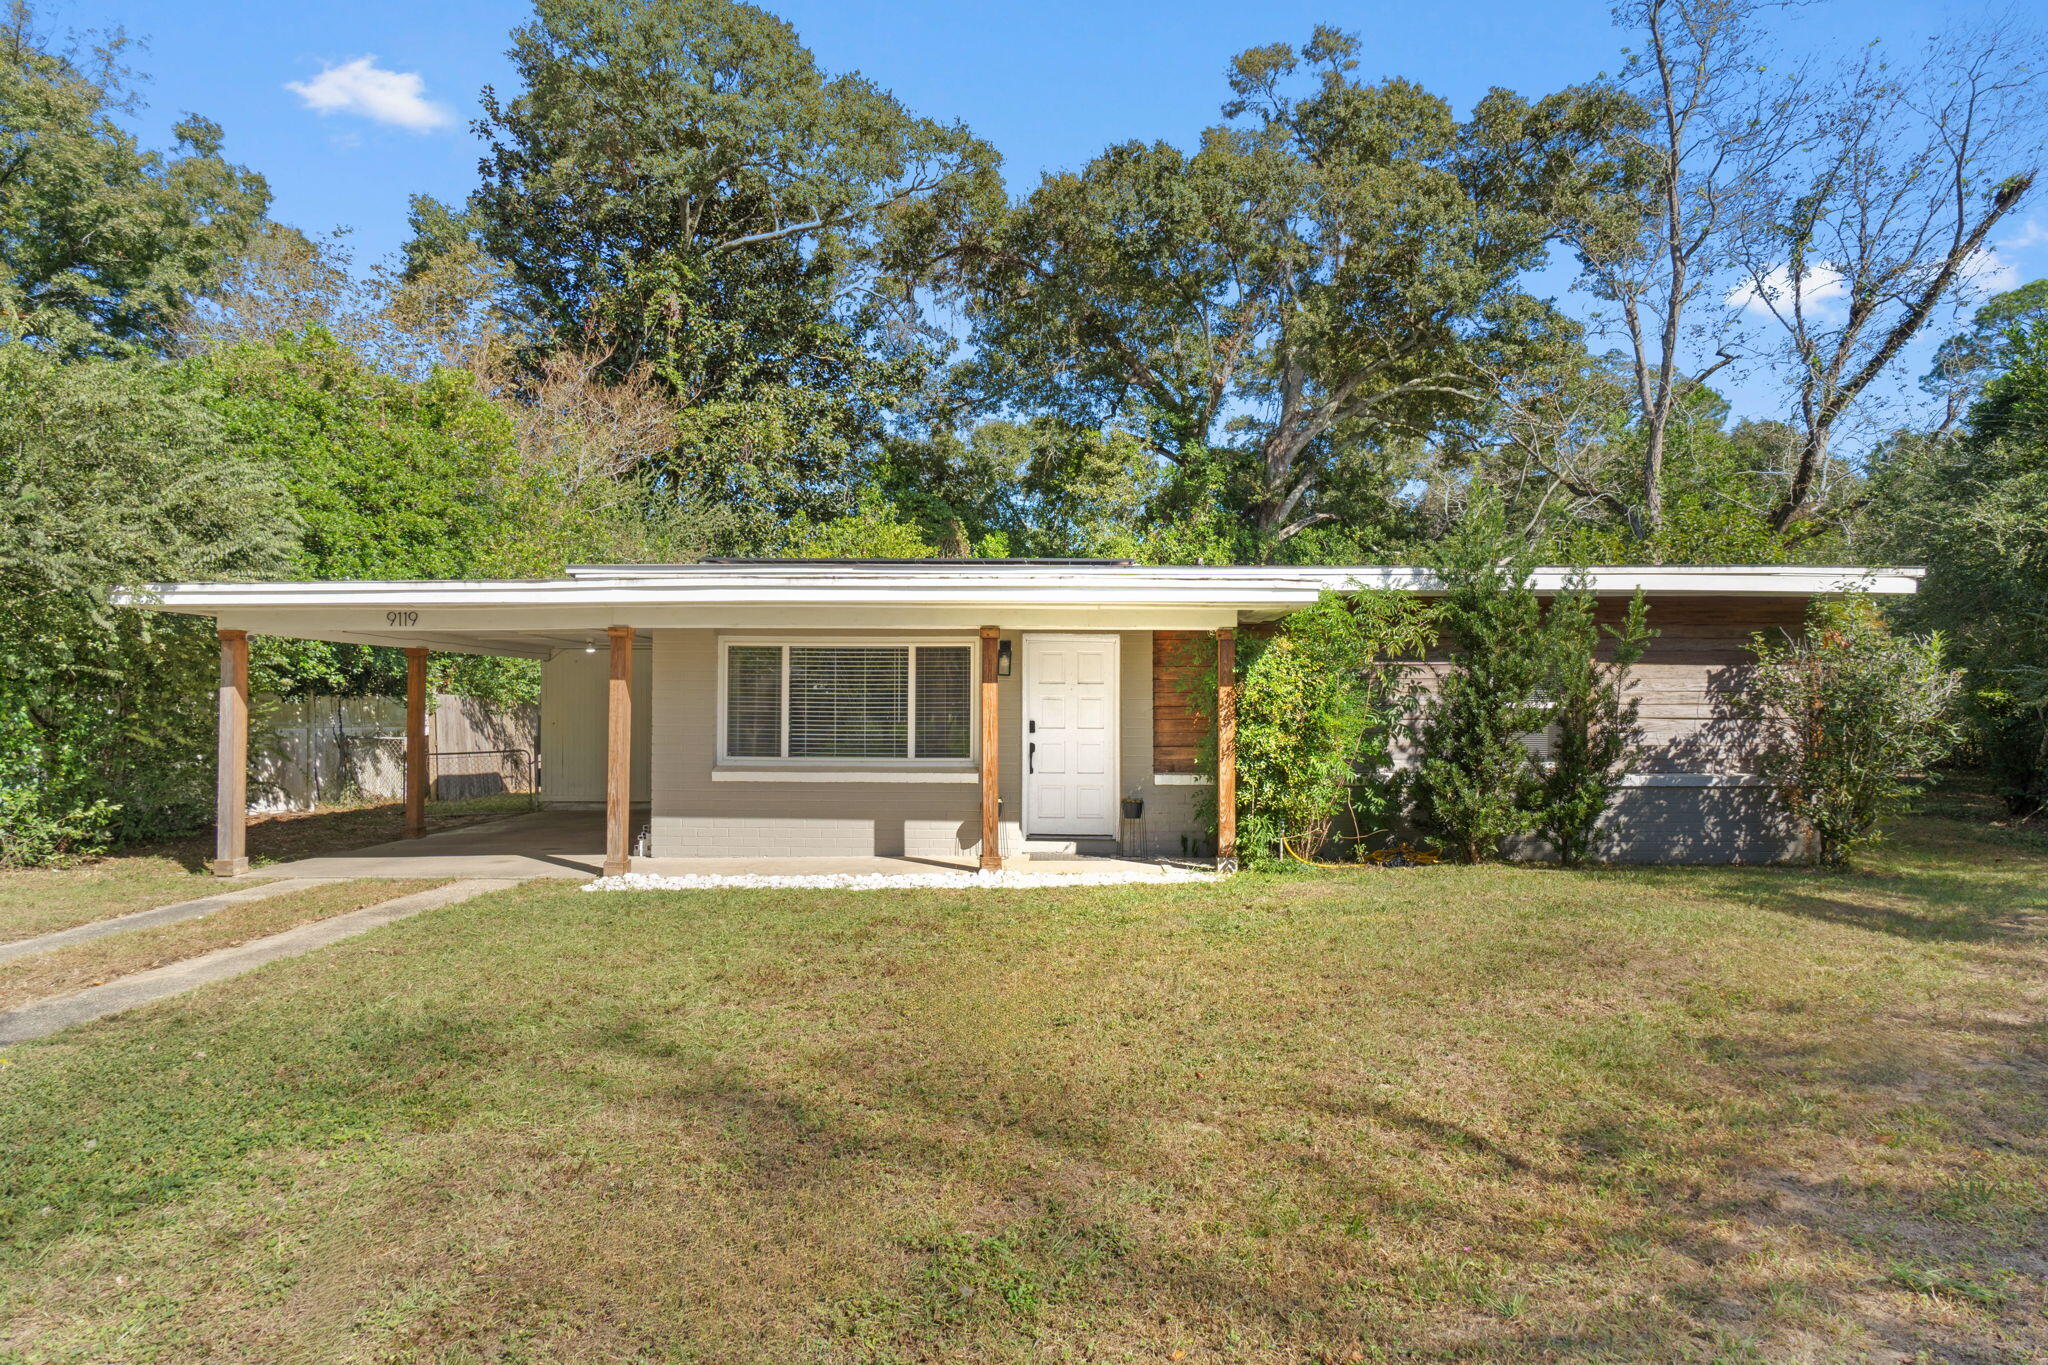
[251,808,613,880]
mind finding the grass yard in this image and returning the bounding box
[0,796,531,943]
[0,810,2043,1363]
[0,879,445,1011]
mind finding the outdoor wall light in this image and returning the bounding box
[996,639,1013,677]
[584,641,598,654]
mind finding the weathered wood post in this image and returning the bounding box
[404,647,429,839]
[1216,626,1238,871]
[979,626,1001,870]
[604,625,635,876]
[210,628,250,876]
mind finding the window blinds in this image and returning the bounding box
[724,643,975,762]
[725,645,783,758]
[791,646,907,758]
[914,646,972,759]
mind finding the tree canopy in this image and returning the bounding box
[0,3,269,358]
[945,29,1636,560]
[470,0,1000,534]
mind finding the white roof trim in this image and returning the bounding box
[114,564,1923,615]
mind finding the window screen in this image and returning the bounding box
[723,642,975,762]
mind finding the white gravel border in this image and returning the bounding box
[582,866,1225,892]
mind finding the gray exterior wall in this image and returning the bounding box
[1399,594,1810,864]
[605,597,1808,865]
[644,628,1212,860]
[540,644,652,807]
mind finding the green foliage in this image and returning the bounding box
[1405,502,1553,862]
[1737,598,1962,868]
[778,489,941,559]
[948,26,1634,555]
[1221,592,1435,867]
[171,330,537,700]
[0,343,294,852]
[875,420,1160,560]
[1539,583,1653,867]
[0,704,115,865]
[1923,278,2048,414]
[0,3,269,358]
[471,0,998,529]
[1874,313,2048,816]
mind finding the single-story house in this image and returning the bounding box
[117,558,1923,876]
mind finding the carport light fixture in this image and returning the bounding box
[996,639,1012,677]
[584,639,597,653]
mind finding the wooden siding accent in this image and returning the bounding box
[1394,594,1814,776]
[1151,630,1208,774]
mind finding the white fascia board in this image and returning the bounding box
[112,563,1923,618]
[195,605,1244,651]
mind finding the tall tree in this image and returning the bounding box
[0,342,293,851]
[1873,318,2048,816]
[0,2,269,358]
[1559,1,2043,547]
[1732,22,2044,533]
[1559,0,1797,543]
[468,0,998,528]
[947,28,1636,558]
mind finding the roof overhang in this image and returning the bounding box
[111,564,1923,658]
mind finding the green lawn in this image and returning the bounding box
[0,879,445,1011]
[1,811,2043,1363]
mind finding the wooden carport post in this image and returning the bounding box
[404,647,429,839]
[604,625,635,876]
[979,626,1001,870]
[210,629,250,877]
[1215,626,1238,871]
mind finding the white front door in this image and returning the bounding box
[1022,634,1119,837]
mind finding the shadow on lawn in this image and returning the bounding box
[1677,817,2048,946]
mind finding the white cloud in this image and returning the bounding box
[1727,263,1847,317]
[1961,246,2020,293]
[1997,217,2048,253]
[286,57,451,132]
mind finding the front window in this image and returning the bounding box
[721,641,975,763]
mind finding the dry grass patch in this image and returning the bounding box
[0,879,446,1010]
[0,814,2042,1363]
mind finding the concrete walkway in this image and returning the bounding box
[0,879,331,964]
[0,879,514,1046]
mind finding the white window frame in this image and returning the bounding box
[715,635,980,769]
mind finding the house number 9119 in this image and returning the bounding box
[386,611,419,627]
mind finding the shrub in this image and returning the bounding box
[1406,504,1555,863]
[1220,591,1434,866]
[0,344,294,861]
[1738,597,1962,868]
[1539,582,1653,867]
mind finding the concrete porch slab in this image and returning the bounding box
[247,809,1199,882]
[248,809,609,880]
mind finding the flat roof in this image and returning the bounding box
[120,562,1925,609]
[111,563,1921,659]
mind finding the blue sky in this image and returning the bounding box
[45,0,2048,424]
